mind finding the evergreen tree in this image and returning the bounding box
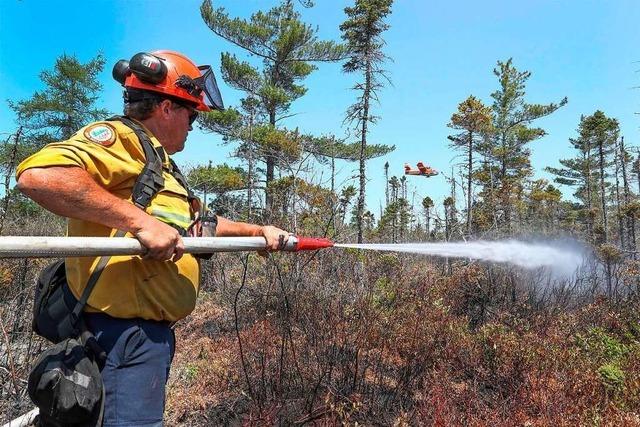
[8,53,107,155]
[617,137,636,251]
[582,111,619,245]
[546,115,600,240]
[551,111,619,295]
[613,137,626,248]
[5,53,107,231]
[422,196,433,238]
[187,162,247,209]
[384,161,389,206]
[526,179,562,232]
[339,185,357,226]
[303,134,394,194]
[443,196,457,241]
[447,95,493,236]
[340,0,393,243]
[481,58,567,232]
[200,0,346,213]
[397,197,411,240]
[388,176,400,240]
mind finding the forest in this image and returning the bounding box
[1,0,640,425]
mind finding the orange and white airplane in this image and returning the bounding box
[404,161,438,177]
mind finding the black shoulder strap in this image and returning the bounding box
[71,228,127,325]
[108,115,166,209]
[168,158,197,203]
[109,115,194,204]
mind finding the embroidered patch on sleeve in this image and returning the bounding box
[83,124,117,146]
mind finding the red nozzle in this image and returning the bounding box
[294,236,334,251]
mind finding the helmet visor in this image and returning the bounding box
[196,65,224,111]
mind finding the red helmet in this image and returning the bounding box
[112,50,224,112]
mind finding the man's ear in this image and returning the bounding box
[159,99,173,118]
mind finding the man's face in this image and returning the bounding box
[157,100,198,154]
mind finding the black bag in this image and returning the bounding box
[31,261,107,426]
[32,260,84,344]
[28,332,104,427]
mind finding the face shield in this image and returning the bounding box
[195,66,224,111]
[174,66,224,111]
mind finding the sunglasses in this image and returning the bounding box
[172,100,199,126]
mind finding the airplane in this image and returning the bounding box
[404,161,438,177]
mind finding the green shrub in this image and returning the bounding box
[576,327,628,362]
[597,363,625,392]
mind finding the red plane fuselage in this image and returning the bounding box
[404,162,438,177]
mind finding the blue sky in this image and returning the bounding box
[1,0,639,218]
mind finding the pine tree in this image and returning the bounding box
[200,0,346,214]
[483,58,567,232]
[303,135,394,194]
[443,196,456,241]
[187,162,247,210]
[582,111,619,245]
[613,137,625,248]
[5,53,107,232]
[526,179,562,232]
[422,196,433,238]
[618,137,636,252]
[339,185,357,226]
[447,95,493,236]
[8,53,108,153]
[384,161,389,206]
[546,115,600,240]
[341,0,393,243]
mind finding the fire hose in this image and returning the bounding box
[0,235,334,258]
[0,235,334,427]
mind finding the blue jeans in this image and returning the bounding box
[84,313,175,427]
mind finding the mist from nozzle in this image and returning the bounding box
[334,240,590,277]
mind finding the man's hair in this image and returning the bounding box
[123,89,164,120]
[123,98,160,121]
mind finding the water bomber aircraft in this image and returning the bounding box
[404,161,438,177]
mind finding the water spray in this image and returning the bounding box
[334,240,588,277]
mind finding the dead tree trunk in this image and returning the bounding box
[619,137,636,253]
[614,139,625,248]
[467,130,473,236]
[356,64,371,244]
[0,127,22,235]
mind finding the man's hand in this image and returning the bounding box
[214,216,290,254]
[18,167,185,262]
[259,225,291,251]
[133,216,185,262]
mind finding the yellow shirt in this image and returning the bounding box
[16,119,200,321]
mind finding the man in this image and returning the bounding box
[16,50,288,426]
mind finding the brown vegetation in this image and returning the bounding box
[160,250,640,425]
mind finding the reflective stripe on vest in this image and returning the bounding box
[107,116,193,234]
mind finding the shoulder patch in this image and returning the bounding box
[83,123,117,146]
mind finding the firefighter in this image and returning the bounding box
[16,50,289,425]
